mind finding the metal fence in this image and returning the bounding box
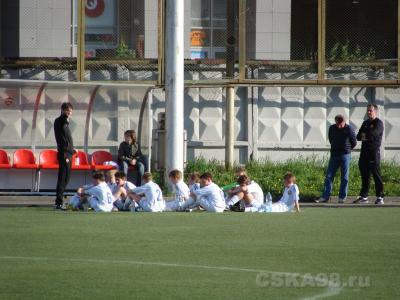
[0,0,398,85]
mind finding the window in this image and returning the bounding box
[190,0,236,59]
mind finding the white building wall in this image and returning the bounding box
[19,0,72,57]
[255,0,291,60]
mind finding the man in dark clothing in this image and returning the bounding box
[316,114,357,203]
[54,102,76,209]
[353,104,384,204]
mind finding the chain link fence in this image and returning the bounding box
[245,0,318,80]
[83,0,158,82]
[0,0,398,83]
[325,0,398,80]
[185,0,239,81]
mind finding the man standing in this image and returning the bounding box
[54,102,76,209]
[353,104,384,204]
[316,114,356,203]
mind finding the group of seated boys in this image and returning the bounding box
[68,167,300,214]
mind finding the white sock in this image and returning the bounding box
[226,195,240,207]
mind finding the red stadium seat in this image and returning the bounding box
[0,149,12,169]
[91,150,117,170]
[12,149,39,191]
[39,150,59,169]
[72,151,91,170]
[13,149,39,169]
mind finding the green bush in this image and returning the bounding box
[184,157,400,200]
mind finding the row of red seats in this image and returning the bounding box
[0,149,118,171]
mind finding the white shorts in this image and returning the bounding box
[198,198,224,213]
[164,199,185,211]
[89,197,112,212]
[139,198,165,212]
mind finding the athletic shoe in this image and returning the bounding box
[53,204,67,211]
[353,196,368,204]
[375,197,384,205]
[229,204,244,212]
[315,198,328,203]
[338,198,345,204]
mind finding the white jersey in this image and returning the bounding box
[276,184,299,211]
[189,183,200,194]
[164,180,191,211]
[247,181,264,206]
[131,181,165,212]
[193,182,225,212]
[85,182,114,212]
[245,184,299,213]
[173,181,190,201]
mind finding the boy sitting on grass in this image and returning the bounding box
[245,172,300,213]
[69,171,114,212]
[187,172,201,193]
[112,171,136,211]
[181,172,225,213]
[226,174,264,211]
[164,169,191,211]
[127,172,165,212]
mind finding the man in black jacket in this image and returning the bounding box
[353,104,384,204]
[316,114,357,203]
[54,102,76,209]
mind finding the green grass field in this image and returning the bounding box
[0,207,399,299]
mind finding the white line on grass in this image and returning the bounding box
[0,256,342,299]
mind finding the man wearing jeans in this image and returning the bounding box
[316,114,357,203]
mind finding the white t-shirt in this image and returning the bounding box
[85,182,114,212]
[276,184,299,211]
[189,182,200,194]
[173,180,190,202]
[193,182,225,211]
[131,181,165,212]
[247,181,264,205]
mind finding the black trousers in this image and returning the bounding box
[358,151,384,198]
[55,152,72,205]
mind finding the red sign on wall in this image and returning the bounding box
[85,0,105,18]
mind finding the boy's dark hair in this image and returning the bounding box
[283,172,296,183]
[367,103,378,111]
[92,171,105,181]
[237,174,250,185]
[200,172,212,181]
[114,171,127,180]
[61,102,73,111]
[169,169,182,180]
[189,172,200,182]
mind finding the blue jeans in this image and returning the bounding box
[322,154,351,200]
[120,156,147,186]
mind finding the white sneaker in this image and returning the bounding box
[315,198,328,203]
[375,197,384,205]
[338,198,345,204]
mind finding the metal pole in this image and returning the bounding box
[225,0,236,169]
[398,0,400,82]
[165,0,184,175]
[158,0,165,86]
[318,0,326,81]
[77,0,85,82]
[225,86,235,169]
[238,0,246,81]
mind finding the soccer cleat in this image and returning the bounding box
[338,198,345,204]
[229,204,244,212]
[53,204,67,211]
[315,198,328,203]
[353,196,368,204]
[375,197,384,205]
